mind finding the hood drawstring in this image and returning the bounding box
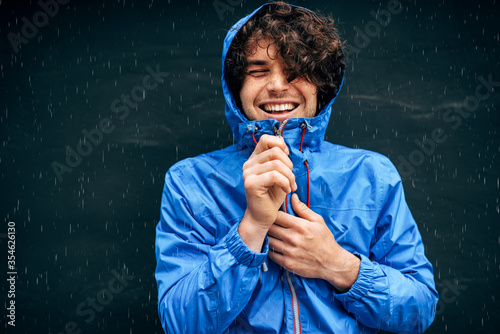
[252,125,259,146]
[299,123,306,152]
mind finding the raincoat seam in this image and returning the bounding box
[309,206,381,212]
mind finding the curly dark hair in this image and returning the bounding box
[224,2,345,113]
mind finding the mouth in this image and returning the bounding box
[259,103,299,114]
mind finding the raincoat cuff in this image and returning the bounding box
[226,222,269,267]
[333,253,373,302]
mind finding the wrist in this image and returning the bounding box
[238,211,270,253]
[325,249,361,293]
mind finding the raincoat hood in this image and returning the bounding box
[221,3,345,150]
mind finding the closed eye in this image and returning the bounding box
[246,69,269,77]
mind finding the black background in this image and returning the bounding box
[1,0,499,333]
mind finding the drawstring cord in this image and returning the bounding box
[304,161,310,208]
[299,125,306,152]
[252,125,259,145]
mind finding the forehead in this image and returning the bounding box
[244,38,279,62]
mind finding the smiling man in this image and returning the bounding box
[155,2,438,333]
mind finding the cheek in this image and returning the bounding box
[304,87,318,116]
[239,81,253,107]
[238,80,261,120]
[296,79,318,102]
[303,86,317,103]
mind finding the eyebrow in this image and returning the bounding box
[246,60,268,66]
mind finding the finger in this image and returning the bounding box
[245,171,294,194]
[274,210,302,229]
[246,146,294,171]
[268,235,287,254]
[268,247,287,268]
[267,222,288,241]
[272,212,305,247]
[244,160,296,191]
[291,194,324,223]
[251,135,289,157]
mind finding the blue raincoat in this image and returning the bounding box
[155,3,438,333]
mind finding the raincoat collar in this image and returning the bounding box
[221,3,345,152]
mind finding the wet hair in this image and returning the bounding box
[224,2,345,113]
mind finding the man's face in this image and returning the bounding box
[239,39,318,122]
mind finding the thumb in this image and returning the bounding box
[291,193,323,223]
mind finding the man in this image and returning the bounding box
[155,2,438,333]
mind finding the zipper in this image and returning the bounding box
[275,120,301,334]
[286,270,301,334]
[274,120,288,137]
[275,120,289,214]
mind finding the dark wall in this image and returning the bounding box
[1,0,499,333]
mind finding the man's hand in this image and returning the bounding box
[268,194,360,292]
[239,135,297,253]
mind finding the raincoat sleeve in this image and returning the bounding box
[333,157,439,333]
[155,163,268,334]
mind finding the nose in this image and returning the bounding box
[266,70,290,94]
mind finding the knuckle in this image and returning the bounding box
[243,160,254,173]
[266,151,276,162]
[269,160,281,169]
[260,134,272,143]
[244,175,256,187]
[270,146,282,155]
[289,248,302,262]
[289,235,300,248]
[270,170,283,181]
[242,166,253,180]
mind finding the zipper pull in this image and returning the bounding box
[274,120,288,138]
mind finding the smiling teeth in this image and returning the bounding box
[261,103,296,112]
